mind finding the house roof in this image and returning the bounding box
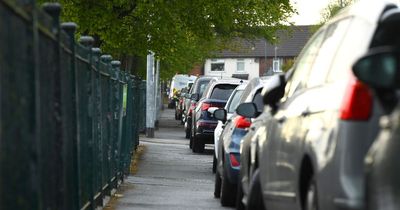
[214,25,313,58]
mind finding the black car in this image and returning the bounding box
[190,78,244,153]
[184,77,214,139]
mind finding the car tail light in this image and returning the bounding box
[230,154,240,167]
[201,102,211,111]
[235,116,251,129]
[189,103,196,115]
[339,74,373,121]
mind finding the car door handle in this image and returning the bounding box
[301,108,310,117]
[278,116,286,124]
[251,127,256,131]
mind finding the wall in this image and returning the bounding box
[204,58,259,80]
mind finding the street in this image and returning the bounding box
[107,108,230,210]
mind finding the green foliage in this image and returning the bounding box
[282,58,295,72]
[38,0,295,79]
[312,0,354,32]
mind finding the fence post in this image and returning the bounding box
[100,54,113,197]
[42,3,65,209]
[79,36,95,210]
[91,47,105,207]
[60,22,80,210]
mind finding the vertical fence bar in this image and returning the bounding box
[0,1,39,209]
[100,54,113,197]
[78,36,95,210]
[60,22,80,210]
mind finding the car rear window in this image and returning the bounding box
[210,84,238,100]
[227,90,244,113]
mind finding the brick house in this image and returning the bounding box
[194,25,312,79]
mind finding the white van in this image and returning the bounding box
[168,74,197,107]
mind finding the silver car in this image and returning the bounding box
[246,1,400,210]
[213,82,247,173]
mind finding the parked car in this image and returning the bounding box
[351,19,400,210]
[180,81,194,124]
[213,77,268,207]
[175,83,192,121]
[245,1,399,210]
[212,82,248,173]
[184,77,214,139]
[168,74,197,108]
[190,78,244,153]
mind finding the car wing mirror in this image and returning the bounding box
[236,102,258,118]
[214,109,227,123]
[353,47,400,89]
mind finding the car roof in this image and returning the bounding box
[235,81,249,91]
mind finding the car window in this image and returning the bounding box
[227,90,244,113]
[197,79,211,96]
[307,18,351,87]
[253,90,264,112]
[285,29,326,98]
[210,84,238,100]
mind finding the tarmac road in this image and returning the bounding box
[108,108,231,210]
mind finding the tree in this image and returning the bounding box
[40,0,295,79]
[312,0,354,32]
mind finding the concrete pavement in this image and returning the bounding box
[106,108,230,210]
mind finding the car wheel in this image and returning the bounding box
[214,169,222,198]
[305,178,318,210]
[247,169,265,210]
[220,165,237,207]
[212,153,217,173]
[192,135,205,153]
[189,135,193,149]
[236,181,245,210]
[185,127,190,139]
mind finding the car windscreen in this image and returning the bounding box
[227,90,244,113]
[253,90,264,112]
[210,84,238,100]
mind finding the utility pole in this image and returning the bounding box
[155,60,161,129]
[146,52,155,138]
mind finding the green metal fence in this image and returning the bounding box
[0,1,142,210]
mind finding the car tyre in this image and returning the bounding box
[192,135,205,153]
[305,178,318,210]
[236,182,245,210]
[247,169,265,210]
[185,127,190,139]
[214,169,222,198]
[221,165,237,206]
[189,135,193,149]
[212,153,217,173]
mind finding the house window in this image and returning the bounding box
[236,59,245,72]
[211,59,225,71]
[273,58,282,72]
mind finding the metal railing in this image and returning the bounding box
[0,1,144,209]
